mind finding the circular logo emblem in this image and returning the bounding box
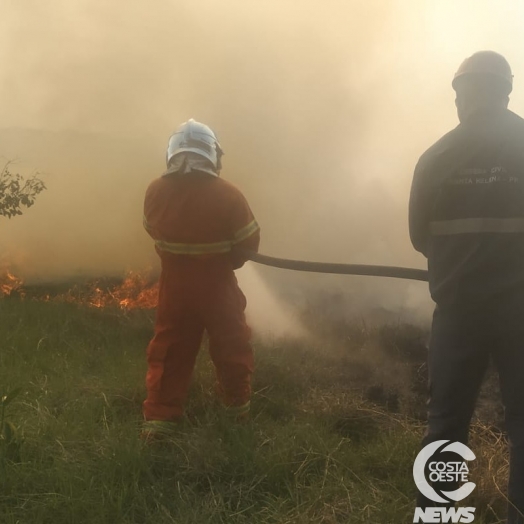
[413,440,476,503]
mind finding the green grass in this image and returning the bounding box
[0,298,511,523]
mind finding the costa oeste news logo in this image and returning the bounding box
[413,440,476,523]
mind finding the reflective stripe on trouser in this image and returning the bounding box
[143,262,254,421]
[223,401,250,419]
[142,420,179,436]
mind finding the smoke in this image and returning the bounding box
[0,1,523,333]
[237,265,306,339]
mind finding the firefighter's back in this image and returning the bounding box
[423,109,524,305]
[144,171,255,274]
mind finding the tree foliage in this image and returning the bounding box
[0,162,46,219]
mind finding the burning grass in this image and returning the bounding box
[0,268,159,309]
[0,270,24,297]
[0,295,511,523]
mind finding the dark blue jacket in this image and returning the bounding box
[409,108,524,306]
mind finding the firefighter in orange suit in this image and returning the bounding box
[142,119,260,437]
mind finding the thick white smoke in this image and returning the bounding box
[0,1,523,333]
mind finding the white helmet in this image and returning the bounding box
[166,119,223,172]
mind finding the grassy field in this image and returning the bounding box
[0,297,511,523]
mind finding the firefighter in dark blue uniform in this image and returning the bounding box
[409,51,524,523]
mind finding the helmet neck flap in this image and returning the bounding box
[166,118,223,176]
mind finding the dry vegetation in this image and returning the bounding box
[0,290,511,523]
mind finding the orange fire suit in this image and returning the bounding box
[142,170,260,422]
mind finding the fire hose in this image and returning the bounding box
[238,249,429,282]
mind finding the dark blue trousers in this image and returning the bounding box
[417,295,524,523]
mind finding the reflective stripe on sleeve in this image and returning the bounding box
[143,215,152,232]
[233,219,259,244]
[430,217,524,235]
[155,239,233,255]
[150,218,259,255]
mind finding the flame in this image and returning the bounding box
[0,269,24,297]
[1,268,158,310]
[91,271,158,309]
